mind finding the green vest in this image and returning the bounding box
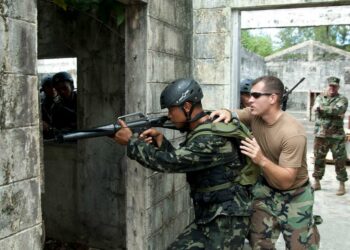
[187,119,260,186]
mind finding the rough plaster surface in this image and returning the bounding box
[0,0,42,248]
[2,0,349,249]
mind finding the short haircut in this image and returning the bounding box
[252,76,284,103]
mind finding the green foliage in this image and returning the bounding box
[276,25,350,52]
[52,0,125,26]
[241,30,273,57]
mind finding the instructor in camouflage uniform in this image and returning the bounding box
[312,76,348,196]
[113,78,254,249]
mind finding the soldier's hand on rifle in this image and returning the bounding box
[139,128,164,147]
[112,119,133,145]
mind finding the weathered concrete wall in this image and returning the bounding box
[228,0,350,9]
[0,0,43,249]
[193,6,232,109]
[145,1,193,248]
[124,5,148,249]
[266,41,350,112]
[125,1,193,249]
[242,5,350,28]
[42,144,79,242]
[241,48,266,80]
[38,1,126,249]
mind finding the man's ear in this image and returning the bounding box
[183,101,193,112]
[270,94,279,105]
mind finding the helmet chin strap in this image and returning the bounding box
[180,103,207,132]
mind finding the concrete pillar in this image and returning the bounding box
[125,1,193,249]
[0,0,43,248]
[231,10,241,109]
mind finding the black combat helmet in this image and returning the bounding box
[52,71,74,88]
[240,78,253,93]
[40,75,53,92]
[160,78,203,109]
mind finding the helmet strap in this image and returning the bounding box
[178,102,206,132]
[187,111,207,123]
[181,102,206,122]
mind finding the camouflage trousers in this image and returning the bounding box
[313,137,348,182]
[167,215,250,250]
[249,178,320,250]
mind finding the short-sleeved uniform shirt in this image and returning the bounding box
[236,108,309,190]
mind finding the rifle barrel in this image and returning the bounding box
[56,124,118,142]
[53,115,176,143]
[288,77,305,93]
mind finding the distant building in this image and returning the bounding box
[265,40,350,116]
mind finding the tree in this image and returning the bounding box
[241,30,274,57]
[276,25,350,52]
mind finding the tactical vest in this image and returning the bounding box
[186,119,260,196]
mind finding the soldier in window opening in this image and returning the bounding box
[51,71,77,131]
[40,75,60,139]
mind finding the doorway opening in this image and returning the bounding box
[37,1,126,249]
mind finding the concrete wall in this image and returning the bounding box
[241,48,266,80]
[38,1,126,249]
[3,0,349,249]
[125,1,193,249]
[42,144,78,242]
[266,42,350,112]
[0,0,43,248]
[145,1,193,248]
[193,5,232,109]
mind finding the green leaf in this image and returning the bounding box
[114,3,125,26]
[53,0,68,11]
[116,12,124,26]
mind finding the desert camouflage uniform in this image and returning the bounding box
[127,123,252,249]
[250,178,321,250]
[313,94,348,182]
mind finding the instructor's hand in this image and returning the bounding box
[240,137,266,167]
[209,109,232,123]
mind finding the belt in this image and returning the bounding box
[196,181,235,193]
[261,177,309,192]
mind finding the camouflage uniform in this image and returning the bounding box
[127,122,252,249]
[313,93,348,182]
[250,178,321,250]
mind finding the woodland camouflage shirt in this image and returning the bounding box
[314,94,348,139]
[127,126,252,224]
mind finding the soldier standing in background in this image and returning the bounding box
[240,79,253,109]
[312,76,348,195]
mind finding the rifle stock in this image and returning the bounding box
[51,113,177,143]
